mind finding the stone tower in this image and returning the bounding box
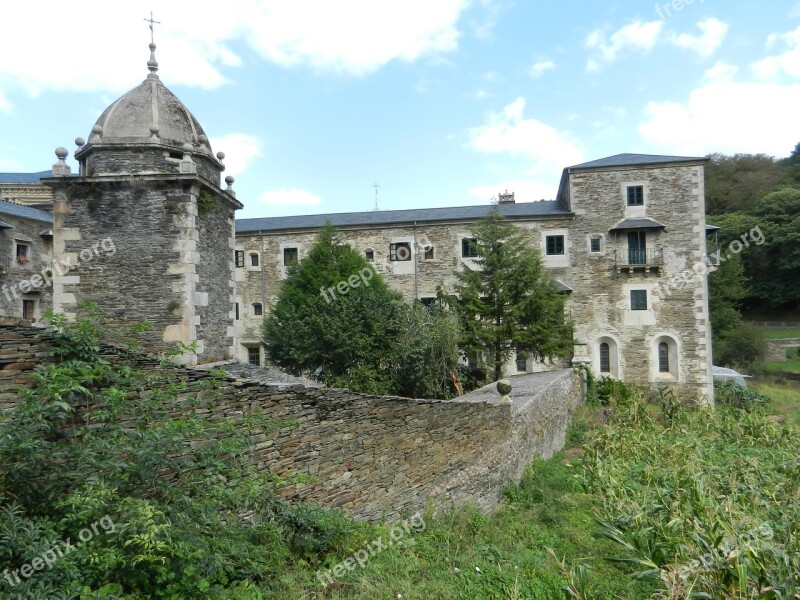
[44,42,242,365]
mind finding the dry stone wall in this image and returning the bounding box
[0,325,579,521]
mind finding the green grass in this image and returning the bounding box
[752,380,800,423]
[756,326,800,339]
[763,357,800,374]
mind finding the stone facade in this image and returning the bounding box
[235,156,714,401]
[0,325,578,521]
[41,45,242,365]
[0,202,54,323]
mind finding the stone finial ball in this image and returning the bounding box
[497,379,512,396]
[55,147,69,159]
[91,124,103,135]
[198,134,208,144]
[182,142,193,152]
[225,175,235,186]
[149,124,160,135]
[74,137,86,147]
[216,151,225,160]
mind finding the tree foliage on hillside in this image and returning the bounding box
[263,224,461,398]
[449,210,573,381]
[705,143,800,315]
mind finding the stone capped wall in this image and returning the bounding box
[0,325,579,521]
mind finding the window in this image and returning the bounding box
[424,246,435,260]
[389,242,412,261]
[599,342,610,373]
[590,237,601,253]
[630,289,648,311]
[283,247,298,266]
[16,243,29,265]
[22,299,35,321]
[252,302,263,316]
[234,250,244,268]
[546,235,564,255]
[658,342,670,373]
[626,185,644,206]
[628,231,646,264]
[249,253,259,267]
[461,238,479,258]
[365,249,374,262]
[235,302,240,320]
[248,346,261,366]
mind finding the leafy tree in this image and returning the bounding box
[704,153,785,214]
[708,251,746,343]
[449,210,573,381]
[263,224,461,398]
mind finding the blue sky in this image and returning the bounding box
[1,1,799,219]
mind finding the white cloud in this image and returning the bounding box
[703,61,739,82]
[638,79,800,156]
[469,179,558,202]
[0,0,468,95]
[670,18,728,58]
[585,20,663,71]
[259,187,323,206]
[208,134,262,178]
[467,97,584,175]
[751,25,800,79]
[585,18,727,72]
[0,90,11,113]
[529,60,556,78]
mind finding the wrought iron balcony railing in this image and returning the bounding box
[614,248,663,273]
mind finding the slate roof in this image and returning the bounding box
[236,201,570,233]
[0,200,53,224]
[0,171,50,184]
[568,153,708,170]
[608,217,667,232]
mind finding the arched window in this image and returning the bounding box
[595,336,619,378]
[252,302,263,316]
[599,343,610,373]
[658,342,669,373]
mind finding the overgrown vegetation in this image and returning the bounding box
[583,386,800,598]
[0,307,360,598]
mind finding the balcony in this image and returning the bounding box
[614,248,663,274]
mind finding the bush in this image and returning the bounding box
[718,325,767,369]
[714,379,771,410]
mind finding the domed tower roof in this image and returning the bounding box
[81,43,212,154]
[75,42,223,181]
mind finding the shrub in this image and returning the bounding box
[718,325,766,369]
[714,379,771,410]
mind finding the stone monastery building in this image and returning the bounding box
[0,42,715,401]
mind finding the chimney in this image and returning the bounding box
[498,190,515,204]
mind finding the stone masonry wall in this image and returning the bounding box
[233,217,573,362]
[0,215,53,322]
[564,163,713,400]
[0,325,578,521]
